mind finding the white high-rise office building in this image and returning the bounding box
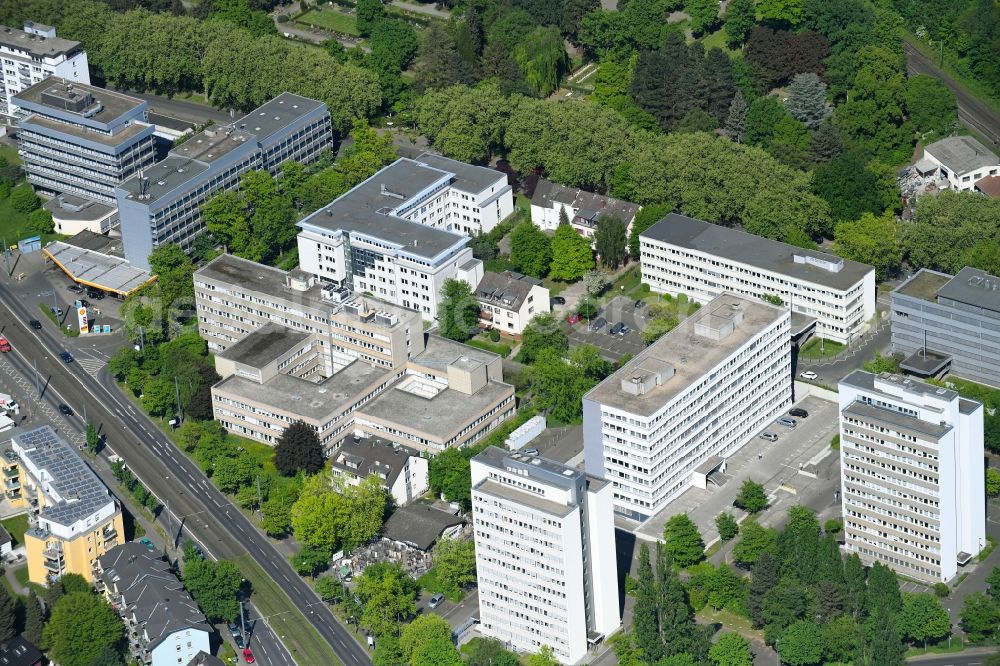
[583,293,791,521]
[471,446,619,664]
[838,371,986,583]
[0,21,89,121]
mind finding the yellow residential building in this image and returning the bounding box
[6,426,124,586]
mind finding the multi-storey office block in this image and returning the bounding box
[117,93,332,269]
[640,213,875,345]
[584,294,791,521]
[14,78,155,206]
[838,371,985,583]
[471,446,619,663]
[0,22,89,120]
[891,267,1000,389]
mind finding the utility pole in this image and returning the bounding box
[166,499,173,549]
[174,376,182,422]
[1,238,9,277]
[33,359,40,397]
[255,474,263,514]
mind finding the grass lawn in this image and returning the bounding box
[235,554,344,666]
[695,607,762,640]
[607,266,643,299]
[297,8,360,36]
[416,566,464,603]
[466,337,511,358]
[541,277,570,296]
[38,302,80,337]
[798,337,845,360]
[1,514,29,548]
[905,637,966,657]
[0,143,21,165]
[173,91,210,106]
[700,26,740,56]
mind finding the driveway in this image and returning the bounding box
[565,296,647,362]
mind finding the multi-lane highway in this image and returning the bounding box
[0,278,371,666]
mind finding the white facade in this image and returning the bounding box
[475,271,551,335]
[412,153,514,235]
[149,629,211,666]
[0,22,89,120]
[640,214,875,345]
[583,294,791,521]
[923,136,1000,192]
[471,447,619,664]
[529,179,639,247]
[838,371,986,583]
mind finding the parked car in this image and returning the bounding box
[788,408,809,418]
[550,296,566,306]
[243,649,254,664]
[228,620,242,638]
[79,299,90,308]
[609,322,625,335]
[777,417,798,428]
[799,370,818,380]
[67,284,83,293]
[759,431,778,442]
[58,351,73,363]
[57,404,73,416]
[428,593,445,609]
[86,288,105,300]
[139,537,155,551]
[50,306,63,318]
[522,448,538,456]
[234,634,245,650]
[0,337,9,353]
[589,317,607,332]
[566,313,582,325]
[29,319,41,330]
[634,300,645,309]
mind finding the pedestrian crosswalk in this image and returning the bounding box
[76,357,105,378]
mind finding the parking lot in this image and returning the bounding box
[564,296,648,361]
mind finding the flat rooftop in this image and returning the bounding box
[936,267,1000,314]
[642,213,874,290]
[357,376,513,441]
[900,348,952,376]
[236,92,326,141]
[19,113,150,147]
[9,425,116,527]
[893,269,953,303]
[217,322,309,368]
[0,26,81,59]
[43,238,155,296]
[213,359,393,422]
[15,77,143,124]
[171,127,253,164]
[412,334,500,371]
[44,194,116,223]
[475,445,585,490]
[416,152,505,193]
[299,158,468,260]
[585,294,787,415]
[925,136,999,174]
[843,401,951,439]
[841,369,962,403]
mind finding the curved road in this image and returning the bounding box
[905,42,1000,146]
[0,279,371,666]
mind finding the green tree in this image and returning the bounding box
[527,645,560,666]
[527,348,594,423]
[412,638,463,666]
[417,83,513,163]
[274,421,324,476]
[413,23,474,93]
[734,479,768,513]
[23,589,45,645]
[438,278,480,342]
[758,0,802,26]
[183,557,243,623]
[725,0,757,48]
[733,519,778,568]
[211,450,258,493]
[291,473,343,553]
[716,513,739,541]
[821,613,860,663]
[372,634,406,666]
[594,215,628,268]
[688,0,721,36]
[355,0,386,36]
[337,475,389,550]
[725,90,749,143]
[633,544,662,661]
[85,421,100,453]
[582,270,612,297]
[903,191,1000,274]
[463,637,519,665]
[509,221,552,278]
[863,352,901,375]
[747,552,780,626]
[9,184,40,213]
[784,73,830,129]
[813,151,897,223]
[514,26,570,97]
[662,513,705,567]
[431,537,476,593]
[898,593,951,647]
[778,619,822,665]
[202,190,250,253]
[960,592,1000,642]
[261,476,302,537]
[355,564,417,637]
[401,613,452,659]
[0,585,13,642]
[43,592,124,666]
[709,632,752,666]
[987,468,1000,497]
[628,203,671,259]
[744,96,787,147]
[762,578,808,643]
[904,74,957,137]
[315,577,343,603]
[292,544,332,578]
[549,224,595,281]
[516,313,568,364]
[868,608,906,666]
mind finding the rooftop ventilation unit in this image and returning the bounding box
[379,183,406,200]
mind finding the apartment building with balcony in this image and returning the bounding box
[0,22,89,121]
[640,213,875,345]
[13,78,155,213]
[296,154,515,320]
[838,371,986,583]
[5,425,124,586]
[471,446,620,663]
[583,294,791,521]
[117,93,332,269]
[474,270,550,335]
[95,543,211,666]
[891,267,1000,389]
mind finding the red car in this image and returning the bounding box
[565,313,582,325]
[243,648,255,663]
[0,337,10,353]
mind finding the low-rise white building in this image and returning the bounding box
[329,436,428,506]
[838,371,986,583]
[474,270,550,335]
[0,22,89,121]
[530,179,640,245]
[640,213,875,345]
[471,446,620,664]
[583,294,791,521]
[921,136,1000,192]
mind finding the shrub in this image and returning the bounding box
[934,582,950,598]
[488,328,501,342]
[9,184,40,213]
[824,518,842,534]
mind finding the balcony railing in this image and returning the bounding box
[102,527,118,542]
[43,558,63,572]
[5,467,20,479]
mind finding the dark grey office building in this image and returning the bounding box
[891,267,1000,388]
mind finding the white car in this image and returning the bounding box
[799,371,818,380]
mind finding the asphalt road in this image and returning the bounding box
[105,87,235,126]
[904,43,1000,146]
[0,280,371,666]
[908,653,998,666]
